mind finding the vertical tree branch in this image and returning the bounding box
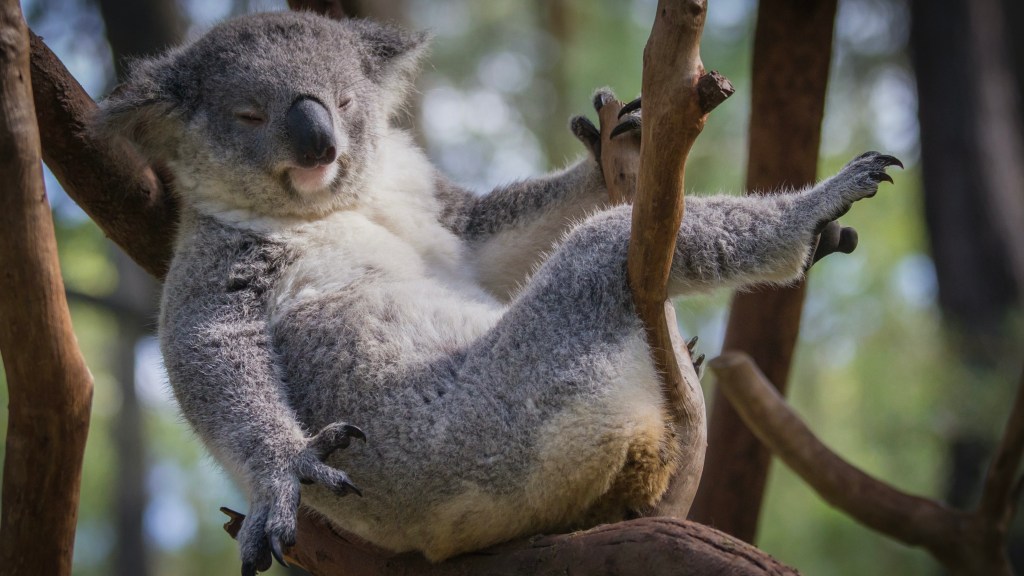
[629,0,732,518]
[0,2,94,575]
[690,0,838,541]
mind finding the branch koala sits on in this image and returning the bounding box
[92,11,901,575]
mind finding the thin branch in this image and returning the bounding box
[709,353,956,546]
[711,352,1017,576]
[979,365,1024,524]
[0,2,94,575]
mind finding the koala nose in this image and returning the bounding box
[286,97,338,168]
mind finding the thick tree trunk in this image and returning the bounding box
[0,1,94,575]
[689,0,838,542]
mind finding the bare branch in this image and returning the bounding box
[979,365,1024,525]
[625,0,734,518]
[223,507,798,576]
[29,31,176,279]
[711,352,1018,576]
[0,3,94,575]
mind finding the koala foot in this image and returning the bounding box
[824,151,902,218]
[804,151,901,269]
[569,89,643,163]
[239,422,364,576]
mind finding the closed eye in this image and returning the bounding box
[234,110,266,126]
[338,97,352,110]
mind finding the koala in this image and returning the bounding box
[92,11,900,575]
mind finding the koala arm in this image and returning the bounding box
[435,158,610,299]
[160,224,360,574]
[670,152,902,294]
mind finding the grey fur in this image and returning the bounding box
[93,11,899,571]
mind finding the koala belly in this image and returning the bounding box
[272,276,679,561]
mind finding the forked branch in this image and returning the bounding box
[712,352,1022,576]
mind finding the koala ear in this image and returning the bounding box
[350,20,429,110]
[91,53,188,161]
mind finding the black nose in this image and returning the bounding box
[285,97,337,168]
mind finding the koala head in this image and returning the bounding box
[93,12,427,218]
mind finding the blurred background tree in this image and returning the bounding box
[1,0,1021,574]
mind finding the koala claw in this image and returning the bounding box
[685,335,698,354]
[618,96,641,118]
[693,353,706,375]
[870,171,894,185]
[570,115,601,159]
[237,422,363,574]
[270,536,289,568]
[308,422,366,459]
[610,115,642,139]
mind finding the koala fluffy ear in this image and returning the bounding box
[91,53,189,162]
[350,20,429,112]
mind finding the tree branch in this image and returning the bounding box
[222,507,798,576]
[29,30,177,279]
[0,3,94,575]
[979,366,1024,526]
[625,0,733,518]
[711,352,1018,575]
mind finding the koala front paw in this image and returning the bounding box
[238,422,364,576]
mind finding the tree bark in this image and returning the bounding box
[689,0,838,542]
[0,2,94,575]
[223,509,798,576]
[28,31,177,279]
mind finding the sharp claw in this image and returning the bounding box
[693,353,706,370]
[871,171,894,184]
[610,116,641,139]
[570,115,599,144]
[341,480,363,497]
[618,96,641,118]
[270,537,289,568]
[344,424,367,443]
[686,336,698,353]
[878,154,903,169]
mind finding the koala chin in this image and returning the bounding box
[92,10,900,572]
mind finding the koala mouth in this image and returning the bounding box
[288,162,341,195]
